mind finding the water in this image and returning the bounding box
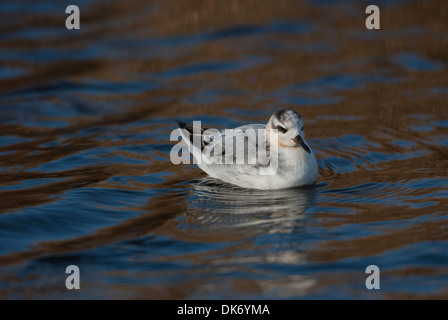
[0,0,447,299]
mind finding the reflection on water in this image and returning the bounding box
[0,0,448,299]
[187,177,316,232]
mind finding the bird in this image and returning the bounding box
[176,109,318,190]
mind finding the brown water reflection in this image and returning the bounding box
[0,0,447,299]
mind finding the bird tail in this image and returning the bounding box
[176,120,208,163]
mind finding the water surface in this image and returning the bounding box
[0,0,447,299]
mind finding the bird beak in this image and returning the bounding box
[292,135,311,154]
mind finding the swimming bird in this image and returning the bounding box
[176,109,318,190]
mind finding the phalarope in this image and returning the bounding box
[176,109,318,190]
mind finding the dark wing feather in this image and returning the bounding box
[176,120,211,151]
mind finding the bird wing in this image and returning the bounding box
[205,124,266,166]
[176,121,269,167]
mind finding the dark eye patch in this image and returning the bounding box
[301,126,304,131]
[275,125,287,133]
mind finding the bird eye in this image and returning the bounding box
[276,125,287,133]
[301,126,304,132]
